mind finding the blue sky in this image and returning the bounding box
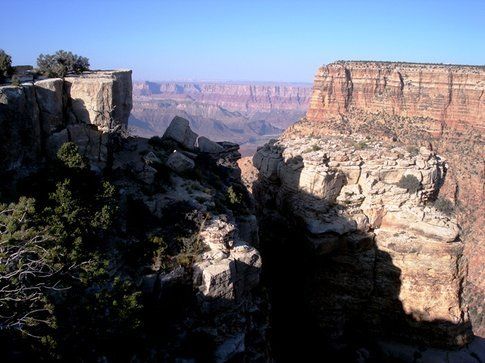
[1,0,483,82]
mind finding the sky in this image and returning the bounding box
[1,0,483,82]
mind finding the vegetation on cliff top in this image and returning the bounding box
[0,49,13,82]
[37,50,90,78]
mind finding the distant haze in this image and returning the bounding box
[130,81,313,156]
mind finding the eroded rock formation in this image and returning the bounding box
[112,117,268,361]
[289,61,485,338]
[250,61,484,361]
[252,136,482,361]
[0,70,132,173]
[133,81,312,114]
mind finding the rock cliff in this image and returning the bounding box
[289,61,485,338]
[0,70,132,173]
[252,136,482,361]
[250,61,484,361]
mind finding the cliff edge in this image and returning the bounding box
[0,70,132,173]
[286,60,484,338]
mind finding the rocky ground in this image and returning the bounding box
[110,117,270,361]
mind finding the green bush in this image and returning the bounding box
[397,174,421,193]
[433,196,455,216]
[0,198,56,338]
[57,142,88,169]
[227,185,242,205]
[406,145,420,156]
[0,49,13,82]
[354,141,368,150]
[37,50,90,78]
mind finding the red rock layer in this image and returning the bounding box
[299,61,485,337]
[307,61,484,135]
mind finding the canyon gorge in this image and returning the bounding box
[0,61,484,362]
[130,81,312,156]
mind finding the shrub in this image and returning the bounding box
[397,174,421,193]
[433,196,455,216]
[406,145,419,156]
[37,50,90,77]
[57,142,88,169]
[0,198,57,337]
[352,140,368,150]
[227,185,242,205]
[0,49,13,81]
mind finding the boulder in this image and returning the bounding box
[165,150,195,173]
[162,116,198,150]
[197,259,235,301]
[198,136,224,153]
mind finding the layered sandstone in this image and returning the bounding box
[288,61,485,337]
[252,135,475,359]
[306,61,484,133]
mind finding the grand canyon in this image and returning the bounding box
[0,55,484,362]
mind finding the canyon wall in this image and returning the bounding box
[306,61,484,133]
[288,61,484,337]
[134,81,312,114]
[0,70,132,173]
[253,136,480,360]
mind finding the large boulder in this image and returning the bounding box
[198,136,224,153]
[162,116,198,150]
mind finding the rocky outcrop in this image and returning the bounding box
[289,61,485,337]
[0,70,132,173]
[65,70,132,130]
[112,117,268,361]
[252,135,474,359]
